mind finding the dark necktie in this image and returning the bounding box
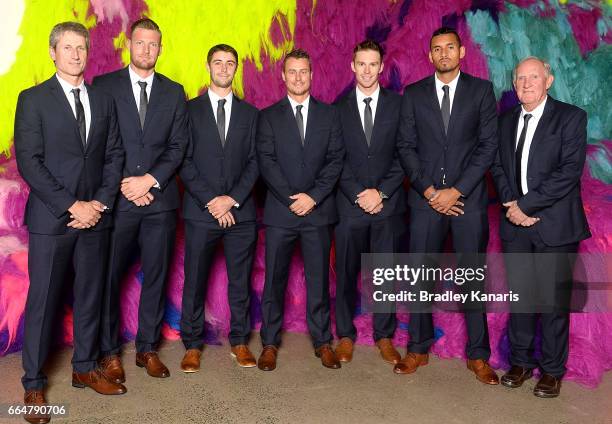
[295,104,304,145]
[515,113,533,196]
[71,88,86,147]
[217,98,226,147]
[441,85,450,134]
[363,97,373,146]
[138,81,148,129]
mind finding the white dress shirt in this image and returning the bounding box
[434,71,460,114]
[128,65,154,112]
[208,89,233,138]
[516,96,547,195]
[55,74,91,142]
[287,95,310,138]
[356,84,380,131]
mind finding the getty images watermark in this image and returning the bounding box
[361,253,612,314]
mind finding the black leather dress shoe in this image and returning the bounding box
[533,374,561,398]
[501,365,533,388]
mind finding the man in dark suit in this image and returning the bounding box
[396,27,499,384]
[15,21,126,423]
[256,49,345,371]
[93,18,188,383]
[491,57,590,398]
[334,40,405,364]
[179,44,259,372]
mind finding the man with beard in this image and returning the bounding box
[256,49,345,371]
[333,40,405,364]
[179,44,259,371]
[15,21,125,423]
[93,18,188,384]
[396,27,499,384]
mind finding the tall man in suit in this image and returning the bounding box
[256,49,345,371]
[15,21,126,423]
[93,18,188,383]
[396,27,499,384]
[179,44,259,372]
[491,57,590,398]
[334,40,405,364]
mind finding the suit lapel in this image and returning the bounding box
[281,97,304,151]
[447,73,469,138]
[201,92,224,153]
[224,95,240,151]
[507,107,521,195]
[143,73,167,133]
[48,77,84,152]
[118,67,142,133]
[526,98,555,178]
[424,76,446,143]
[347,89,369,151]
[370,87,388,151]
[85,83,96,153]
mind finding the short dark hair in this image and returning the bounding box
[430,26,462,49]
[282,49,311,72]
[207,44,239,64]
[49,22,89,50]
[130,18,161,41]
[353,39,384,61]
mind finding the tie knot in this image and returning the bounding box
[296,105,303,113]
[218,99,226,107]
[138,81,147,90]
[364,97,372,106]
[71,88,80,97]
[523,113,532,123]
[442,85,450,94]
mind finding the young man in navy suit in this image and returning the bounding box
[491,57,590,398]
[256,49,345,371]
[179,44,259,372]
[334,40,405,364]
[15,21,126,423]
[93,18,188,384]
[396,27,499,385]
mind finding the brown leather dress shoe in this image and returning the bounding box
[533,374,562,398]
[393,352,429,374]
[136,352,170,378]
[99,354,125,384]
[72,369,127,395]
[376,338,401,364]
[231,345,257,368]
[23,389,50,424]
[501,365,533,388]
[180,349,202,373]
[335,337,354,363]
[258,345,278,371]
[467,359,499,385]
[315,344,341,369]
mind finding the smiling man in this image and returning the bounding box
[491,56,590,398]
[396,27,499,384]
[256,49,345,371]
[93,18,188,385]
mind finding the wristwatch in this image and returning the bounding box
[378,190,388,200]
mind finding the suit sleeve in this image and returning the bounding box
[94,100,125,209]
[256,112,294,207]
[377,150,406,198]
[396,88,435,196]
[490,120,514,204]
[228,110,260,206]
[518,109,587,216]
[338,159,366,203]
[179,117,219,209]
[306,108,345,204]
[454,82,498,197]
[148,88,188,189]
[14,91,77,218]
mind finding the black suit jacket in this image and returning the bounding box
[14,75,124,235]
[256,96,344,228]
[397,72,498,211]
[180,92,259,223]
[491,96,591,246]
[92,67,188,213]
[335,87,405,218]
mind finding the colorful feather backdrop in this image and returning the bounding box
[0,0,610,388]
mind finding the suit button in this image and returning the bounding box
[444,146,448,151]
[301,163,305,168]
[137,165,141,170]
[83,155,88,159]
[368,155,372,159]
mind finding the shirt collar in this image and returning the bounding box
[356,84,380,105]
[434,70,460,92]
[287,95,310,112]
[55,73,86,96]
[128,65,155,87]
[520,95,547,121]
[208,88,233,106]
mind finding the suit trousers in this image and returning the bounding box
[22,230,109,390]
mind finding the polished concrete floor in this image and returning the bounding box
[0,332,610,424]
